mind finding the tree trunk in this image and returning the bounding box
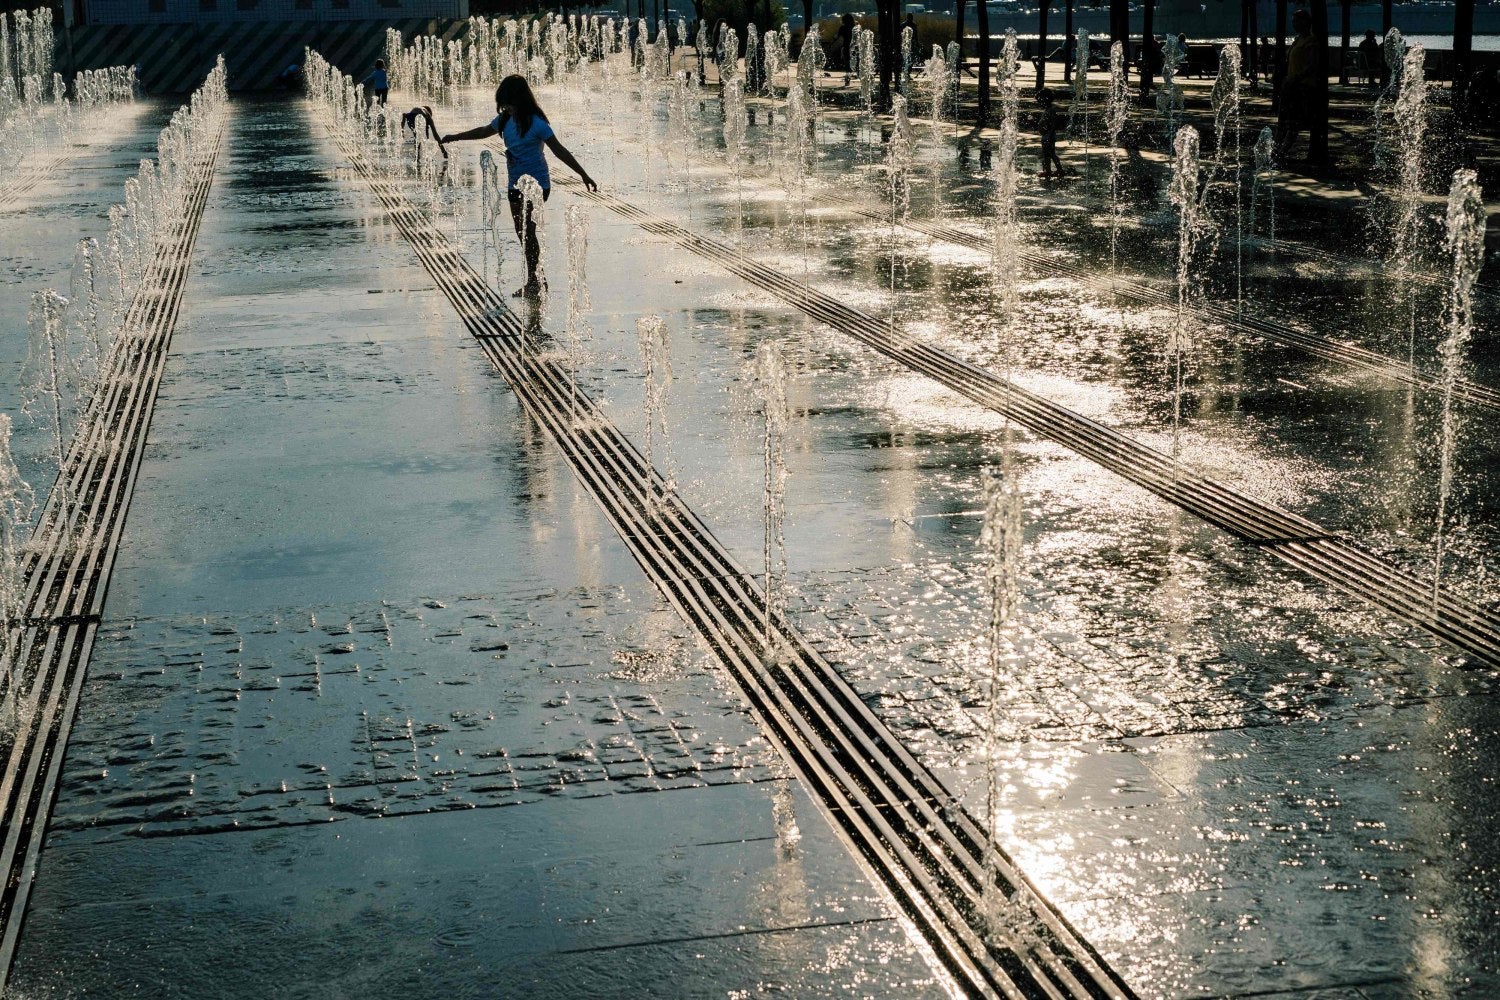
[1382,0,1392,33]
[802,0,814,56]
[693,0,707,81]
[976,0,991,120]
[1273,0,1287,108]
[1308,0,1329,163]
[1454,0,1474,116]
[1249,0,1259,83]
[1240,0,1250,67]
[1112,0,1129,88]
[1339,0,1350,84]
[956,0,967,68]
[1064,0,1073,82]
[1037,0,1049,91]
[1140,0,1155,97]
[878,0,895,108]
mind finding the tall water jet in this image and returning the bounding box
[796,28,823,105]
[1211,43,1243,312]
[723,74,748,228]
[993,31,1022,325]
[886,93,916,314]
[901,24,913,90]
[0,413,34,733]
[978,464,1032,948]
[926,43,949,138]
[745,24,760,92]
[1389,44,1428,367]
[636,314,676,499]
[856,27,876,116]
[565,204,591,420]
[23,289,78,543]
[1431,169,1484,604]
[1371,28,1406,170]
[1168,127,1207,446]
[783,82,811,192]
[1068,29,1091,181]
[755,339,789,663]
[1156,34,1185,144]
[762,27,784,96]
[1105,41,1128,286]
[1251,126,1276,246]
[479,149,507,287]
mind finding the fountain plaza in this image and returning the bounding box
[0,14,1497,1000]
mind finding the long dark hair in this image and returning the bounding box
[496,75,548,135]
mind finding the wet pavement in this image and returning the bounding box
[5,98,944,998]
[4,73,1499,999]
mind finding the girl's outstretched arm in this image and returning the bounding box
[545,136,598,192]
[441,123,499,143]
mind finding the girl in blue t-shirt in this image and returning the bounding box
[442,74,598,299]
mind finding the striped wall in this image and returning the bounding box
[64,17,469,92]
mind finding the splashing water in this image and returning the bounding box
[635,315,675,499]
[516,174,547,298]
[978,464,1035,949]
[565,204,591,419]
[783,83,811,190]
[1431,169,1484,604]
[1251,127,1276,246]
[926,44,949,138]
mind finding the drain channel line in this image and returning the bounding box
[324,116,1137,1000]
[0,152,70,213]
[536,115,1497,411]
[566,182,1500,668]
[0,111,226,989]
[821,199,1500,413]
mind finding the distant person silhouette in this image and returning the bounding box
[1037,88,1067,178]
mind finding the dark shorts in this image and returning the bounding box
[374,88,388,104]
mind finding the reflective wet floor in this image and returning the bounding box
[6,84,1499,999]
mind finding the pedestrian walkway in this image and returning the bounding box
[5,97,943,998]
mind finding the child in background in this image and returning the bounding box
[363,60,389,105]
[1037,88,1067,179]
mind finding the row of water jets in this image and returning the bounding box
[0,58,228,733]
[0,4,137,175]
